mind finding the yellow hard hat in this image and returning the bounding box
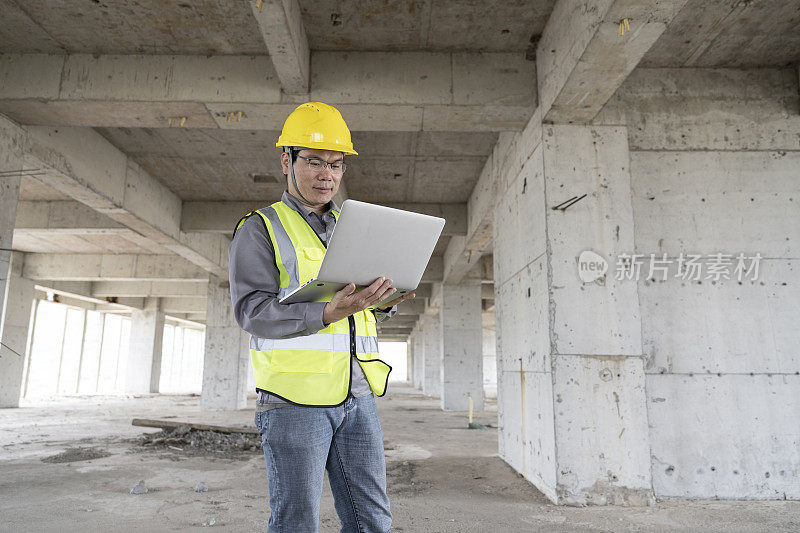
[276,102,358,155]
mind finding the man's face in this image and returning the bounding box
[281,148,344,207]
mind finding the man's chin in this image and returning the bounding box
[312,189,334,202]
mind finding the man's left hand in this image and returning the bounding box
[378,292,415,312]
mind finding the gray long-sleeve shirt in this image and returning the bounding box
[228,190,396,409]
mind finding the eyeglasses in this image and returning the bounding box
[296,155,347,175]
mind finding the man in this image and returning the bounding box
[229,102,414,532]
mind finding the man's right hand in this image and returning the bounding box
[322,277,396,325]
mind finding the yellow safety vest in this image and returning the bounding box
[234,200,392,406]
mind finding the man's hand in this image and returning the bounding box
[382,291,416,309]
[323,277,397,325]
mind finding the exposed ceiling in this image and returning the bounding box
[2,0,797,66]
[0,0,554,55]
[299,0,556,52]
[78,128,498,203]
[640,0,800,68]
[3,0,797,333]
[0,0,267,55]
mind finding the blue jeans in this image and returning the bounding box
[255,394,392,533]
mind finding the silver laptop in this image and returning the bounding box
[279,199,445,307]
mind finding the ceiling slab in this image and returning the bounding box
[641,0,800,68]
[0,0,64,53]
[0,100,218,129]
[298,0,555,52]
[94,127,496,203]
[0,0,267,55]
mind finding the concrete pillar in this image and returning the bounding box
[406,339,412,383]
[421,312,441,397]
[0,252,35,408]
[412,324,425,390]
[494,123,651,505]
[440,279,483,411]
[125,297,165,393]
[202,275,248,410]
[482,309,497,398]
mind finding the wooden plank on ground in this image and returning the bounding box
[131,418,257,435]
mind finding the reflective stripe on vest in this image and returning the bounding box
[237,200,391,406]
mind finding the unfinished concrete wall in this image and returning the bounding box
[595,67,800,500]
[494,119,558,502]
[493,105,654,504]
[493,65,800,503]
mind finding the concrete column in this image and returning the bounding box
[125,297,165,393]
[412,324,425,390]
[0,252,35,407]
[406,339,412,383]
[421,312,441,397]
[494,123,651,505]
[440,279,483,411]
[202,275,248,410]
[0,118,24,362]
[482,309,497,398]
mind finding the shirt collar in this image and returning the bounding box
[281,190,339,219]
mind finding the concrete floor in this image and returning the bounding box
[1,384,798,532]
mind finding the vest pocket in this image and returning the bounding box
[269,350,334,374]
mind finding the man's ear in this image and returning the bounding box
[280,151,289,174]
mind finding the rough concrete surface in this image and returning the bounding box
[1,384,798,532]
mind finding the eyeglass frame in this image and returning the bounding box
[295,154,347,175]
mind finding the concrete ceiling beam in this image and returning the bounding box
[537,0,690,124]
[394,298,425,316]
[160,297,207,314]
[33,284,143,312]
[0,52,535,132]
[13,199,177,254]
[380,316,420,327]
[481,283,494,299]
[250,0,310,94]
[23,253,209,282]
[378,336,408,343]
[441,149,495,284]
[378,328,414,334]
[16,200,124,231]
[181,201,467,237]
[91,280,208,299]
[0,115,229,277]
[421,256,443,283]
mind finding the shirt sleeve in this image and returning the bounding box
[373,305,397,322]
[229,215,328,339]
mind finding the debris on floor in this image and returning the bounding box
[194,481,209,493]
[136,424,260,456]
[41,447,112,464]
[130,480,148,495]
[132,418,257,435]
